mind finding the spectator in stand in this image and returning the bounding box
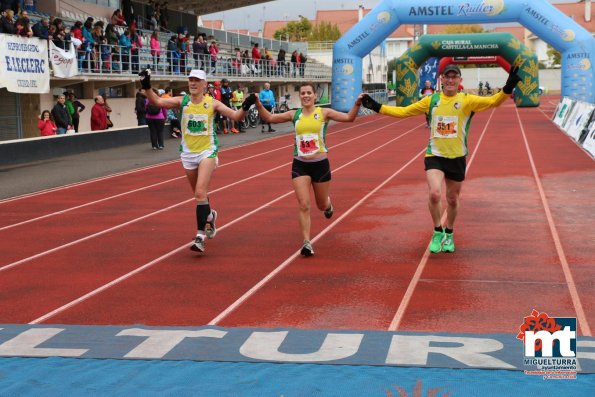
[38,110,57,137]
[192,35,208,70]
[51,94,71,134]
[129,24,142,73]
[14,17,32,37]
[111,9,126,26]
[299,52,307,77]
[105,24,120,71]
[71,21,85,69]
[135,88,147,126]
[259,82,276,133]
[145,89,167,149]
[150,30,160,71]
[91,95,108,131]
[67,92,85,132]
[53,19,72,51]
[277,48,286,76]
[119,29,132,71]
[48,24,56,41]
[290,50,298,77]
[82,19,95,71]
[252,43,261,74]
[32,17,49,39]
[231,47,241,76]
[177,29,188,75]
[0,9,16,35]
[208,40,218,74]
[166,34,179,74]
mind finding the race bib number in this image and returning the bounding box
[183,114,209,136]
[296,134,320,156]
[433,115,458,138]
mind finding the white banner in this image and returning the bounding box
[581,119,595,158]
[49,41,78,78]
[0,34,49,93]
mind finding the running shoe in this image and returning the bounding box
[205,209,217,239]
[190,235,205,252]
[231,128,239,134]
[324,202,334,219]
[442,233,455,253]
[300,240,314,257]
[429,230,445,253]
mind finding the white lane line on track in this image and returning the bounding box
[3,118,404,272]
[0,118,385,230]
[514,106,592,336]
[1,117,385,205]
[208,123,426,325]
[29,121,424,324]
[387,107,498,331]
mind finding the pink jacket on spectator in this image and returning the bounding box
[144,99,167,120]
[150,37,160,56]
[209,44,219,61]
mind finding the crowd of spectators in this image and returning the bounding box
[1,3,308,77]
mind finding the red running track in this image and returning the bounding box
[0,100,592,338]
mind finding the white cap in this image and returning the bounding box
[188,69,206,80]
[180,91,187,95]
[157,89,165,95]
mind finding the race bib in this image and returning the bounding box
[296,134,320,156]
[433,115,458,138]
[183,113,209,136]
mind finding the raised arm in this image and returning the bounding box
[323,93,363,122]
[140,69,182,109]
[213,93,257,122]
[255,96,294,124]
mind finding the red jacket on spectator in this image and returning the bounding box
[252,46,261,61]
[37,119,57,136]
[91,103,108,131]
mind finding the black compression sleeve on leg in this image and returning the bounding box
[196,201,211,232]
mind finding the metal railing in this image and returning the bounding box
[68,43,332,80]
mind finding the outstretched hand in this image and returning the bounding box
[361,94,382,113]
[242,93,257,111]
[502,66,521,94]
[139,68,151,90]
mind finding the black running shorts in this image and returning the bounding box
[424,156,467,182]
[291,157,331,182]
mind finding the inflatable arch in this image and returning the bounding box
[394,32,538,107]
[331,0,595,112]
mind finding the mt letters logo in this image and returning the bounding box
[517,309,577,379]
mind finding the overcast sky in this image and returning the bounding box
[204,0,580,32]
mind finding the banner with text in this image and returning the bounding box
[0,35,49,93]
[49,41,78,78]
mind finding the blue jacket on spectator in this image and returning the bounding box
[259,89,275,108]
[119,34,131,52]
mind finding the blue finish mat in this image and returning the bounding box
[0,358,593,396]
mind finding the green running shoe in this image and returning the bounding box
[429,230,445,253]
[442,233,455,253]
